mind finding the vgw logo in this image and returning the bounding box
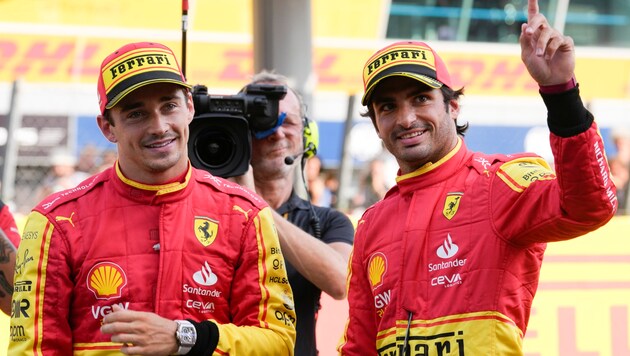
[91,302,130,319]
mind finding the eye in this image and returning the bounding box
[376,102,395,114]
[164,102,178,111]
[126,110,145,120]
[414,94,429,104]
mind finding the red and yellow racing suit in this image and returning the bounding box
[9,164,296,355]
[339,88,617,355]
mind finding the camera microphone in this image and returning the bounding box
[284,143,316,165]
[284,152,303,165]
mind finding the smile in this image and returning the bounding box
[400,130,425,139]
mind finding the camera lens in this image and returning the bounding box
[195,132,234,167]
[188,114,251,178]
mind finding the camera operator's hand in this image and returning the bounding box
[228,165,256,191]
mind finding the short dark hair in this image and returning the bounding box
[362,85,469,136]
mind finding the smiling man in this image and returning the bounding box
[9,42,296,356]
[339,0,617,354]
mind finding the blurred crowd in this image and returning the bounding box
[35,145,118,204]
[610,127,630,215]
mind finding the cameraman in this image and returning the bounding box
[234,71,354,355]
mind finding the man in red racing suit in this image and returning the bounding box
[338,2,617,354]
[9,41,296,355]
[340,131,616,354]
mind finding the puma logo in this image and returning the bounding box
[232,206,252,221]
[55,212,75,227]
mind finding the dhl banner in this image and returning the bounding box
[2,34,630,101]
[521,215,630,355]
[2,0,630,101]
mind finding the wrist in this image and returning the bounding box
[173,319,197,355]
[539,76,577,94]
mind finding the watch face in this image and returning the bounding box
[182,326,195,334]
[179,325,196,346]
[181,334,193,343]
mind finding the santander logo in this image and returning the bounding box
[436,234,459,259]
[193,261,218,286]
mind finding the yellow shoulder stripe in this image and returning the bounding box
[496,157,555,193]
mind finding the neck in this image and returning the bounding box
[255,175,294,209]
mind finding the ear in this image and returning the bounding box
[371,119,381,138]
[448,98,460,120]
[186,90,195,124]
[97,114,118,143]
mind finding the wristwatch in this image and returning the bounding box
[174,320,197,355]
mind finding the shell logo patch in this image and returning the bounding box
[87,262,127,300]
[195,216,219,247]
[368,252,387,290]
[443,192,463,220]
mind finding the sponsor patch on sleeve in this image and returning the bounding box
[496,157,556,193]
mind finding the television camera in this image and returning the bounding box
[188,83,287,177]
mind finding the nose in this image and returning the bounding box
[396,102,416,128]
[148,112,170,135]
[267,125,287,140]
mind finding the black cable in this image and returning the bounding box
[299,156,321,239]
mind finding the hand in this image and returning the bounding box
[101,304,179,355]
[519,0,575,86]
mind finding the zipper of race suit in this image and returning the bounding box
[402,310,412,355]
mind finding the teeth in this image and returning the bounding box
[148,141,169,148]
[401,131,423,139]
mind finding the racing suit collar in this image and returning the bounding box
[395,138,471,195]
[114,161,193,199]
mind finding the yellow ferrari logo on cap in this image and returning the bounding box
[194,216,218,247]
[443,192,463,220]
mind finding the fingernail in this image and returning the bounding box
[536,48,543,56]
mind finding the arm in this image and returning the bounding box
[214,206,296,354]
[271,209,352,299]
[0,229,16,315]
[491,0,616,243]
[0,202,22,247]
[229,166,354,299]
[0,201,21,315]
[338,219,377,355]
[9,211,73,355]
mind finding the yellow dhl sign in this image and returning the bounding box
[2,35,630,100]
[522,215,630,355]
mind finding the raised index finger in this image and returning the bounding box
[528,0,540,22]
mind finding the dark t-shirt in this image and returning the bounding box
[276,193,354,356]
